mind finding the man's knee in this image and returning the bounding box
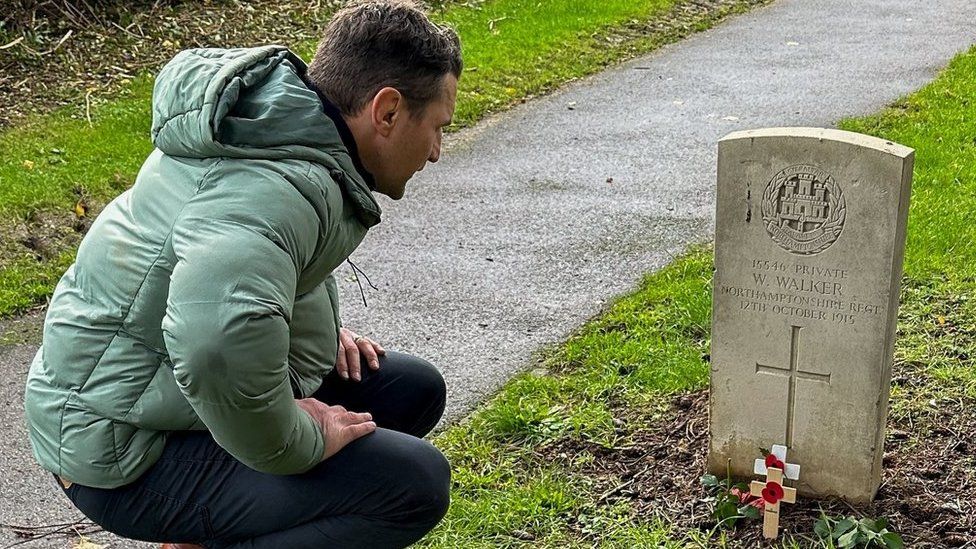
[400,439,451,526]
[417,358,447,415]
[385,351,447,429]
[387,352,446,399]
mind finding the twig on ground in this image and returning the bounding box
[597,476,637,502]
[0,36,25,50]
[686,416,701,442]
[41,30,75,56]
[0,518,101,548]
[108,65,134,78]
[84,89,94,127]
[1,520,82,531]
[17,30,73,58]
[110,21,143,39]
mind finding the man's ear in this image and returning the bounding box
[370,87,403,138]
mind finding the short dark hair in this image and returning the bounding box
[307,0,463,116]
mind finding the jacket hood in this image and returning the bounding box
[151,46,380,227]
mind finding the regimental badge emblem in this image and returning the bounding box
[760,165,846,255]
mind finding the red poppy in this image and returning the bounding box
[761,482,785,504]
[765,454,785,470]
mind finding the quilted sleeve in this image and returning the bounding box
[162,215,324,474]
[287,274,341,398]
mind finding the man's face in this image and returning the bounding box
[373,74,457,199]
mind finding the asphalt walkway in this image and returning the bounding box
[2,0,974,545]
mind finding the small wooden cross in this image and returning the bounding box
[751,444,799,539]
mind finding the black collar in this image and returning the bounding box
[303,78,377,191]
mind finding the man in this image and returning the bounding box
[23,1,461,547]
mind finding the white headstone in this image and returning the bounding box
[708,127,914,503]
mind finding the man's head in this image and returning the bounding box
[307,0,462,199]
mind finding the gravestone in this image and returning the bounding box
[708,127,914,503]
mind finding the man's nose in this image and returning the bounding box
[428,136,442,163]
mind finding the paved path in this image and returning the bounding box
[2,0,974,545]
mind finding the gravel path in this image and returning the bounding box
[2,0,974,545]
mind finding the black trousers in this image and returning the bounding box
[62,351,450,548]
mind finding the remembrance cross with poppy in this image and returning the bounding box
[751,444,800,539]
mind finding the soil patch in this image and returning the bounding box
[0,192,93,271]
[0,308,45,347]
[540,387,975,547]
[0,0,344,128]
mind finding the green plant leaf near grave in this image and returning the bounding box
[815,513,905,549]
[881,531,905,549]
[814,517,832,539]
[738,504,761,520]
[698,469,762,530]
[699,473,719,489]
[838,529,861,547]
[833,517,856,539]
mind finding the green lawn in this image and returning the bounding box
[0,0,766,317]
[419,47,976,546]
[435,0,675,128]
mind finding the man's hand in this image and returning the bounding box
[336,327,386,382]
[296,398,376,460]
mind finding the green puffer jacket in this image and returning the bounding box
[24,46,381,489]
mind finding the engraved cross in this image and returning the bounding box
[755,325,831,447]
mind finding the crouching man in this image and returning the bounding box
[24,1,461,547]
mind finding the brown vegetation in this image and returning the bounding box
[538,389,975,547]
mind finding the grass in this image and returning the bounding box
[434,0,675,128]
[417,47,976,546]
[0,0,767,317]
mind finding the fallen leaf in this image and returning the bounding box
[22,159,34,169]
[73,537,105,549]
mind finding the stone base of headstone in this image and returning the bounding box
[707,127,914,503]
